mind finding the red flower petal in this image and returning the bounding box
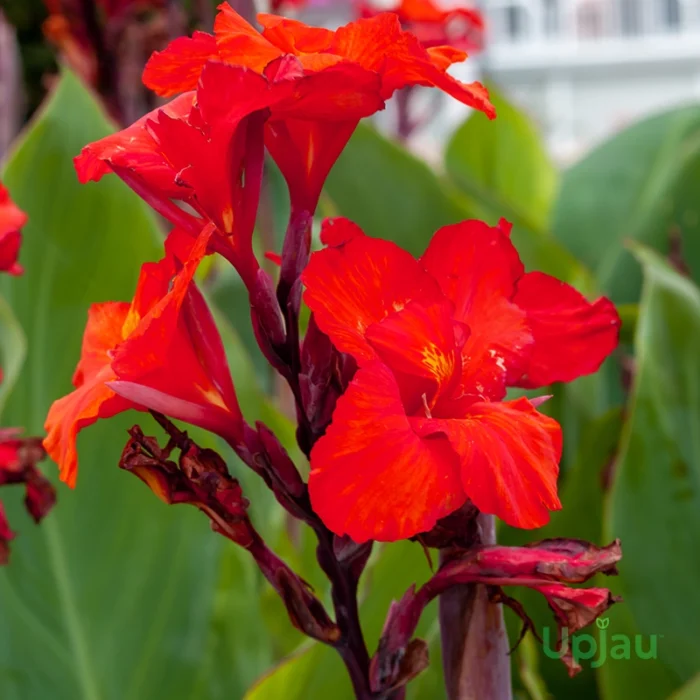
[427,45,467,70]
[0,183,27,275]
[110,226,209,376]
[264,62,384,211]
[319,217,364,246]
[329,13,493,115]
[0,183,27,235]
[365,299,464,408]
[302,221,442,363]
[214,3,284,72]
[0,231,23,276]
[72,302,131,386]
[44,369,132,488]
[309,362,465,542]
[142,31,218,97]
[74,93,194,191]
[43,298,132,487]
[258,13,341,72]
[413,397,562,529]
[513,272,621,388]
[44,225,243,486]
[420,220,532,399]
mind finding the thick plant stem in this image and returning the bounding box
[314,527,373,700]
[439,514,513,700]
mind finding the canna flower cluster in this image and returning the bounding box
[44,5,622,695]
[0,184,55,563]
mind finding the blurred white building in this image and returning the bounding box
[479,0,700,160]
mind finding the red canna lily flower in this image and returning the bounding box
[140,5,493,214]
[302,217,620,542]
[43,226,244,488]
[357,0,485,53]
[0,183,27,276]
[143,4,492,114]
[75,57,384,275]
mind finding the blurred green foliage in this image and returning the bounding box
[1,65,700,700]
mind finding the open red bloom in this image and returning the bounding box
[0,183,27,276]
[76,56,384,270]
[44,226,243,488]
[143,4,493,113]
[302,218,620,542]
[358,0,485,53]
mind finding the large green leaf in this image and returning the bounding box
[444,86,593,285]
[0,293,26,418]
[0,70,238,700]
[445,86,556,234]
[670,673,700,700]
[602,245,700,698]
[324,123,471,256]
[552,105,700,303]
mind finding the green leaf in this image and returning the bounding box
[516,634,553,700]
[0,70,243,700]
[0,294,26,418]
[552,105,700,302]
[444,86,590,284]
[670,672,700,700]
[445,84,557,235]
[603,245,700,697]
[324,123,471,256]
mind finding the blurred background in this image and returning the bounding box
[1,1,699,700]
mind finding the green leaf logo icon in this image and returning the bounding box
[597,617,610,630]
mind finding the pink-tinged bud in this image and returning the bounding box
[370,538,622,692]
[276,567,341,644]
[120,422,255,547]
[465,538,622,584]
[0,429,55,564]
[120,418,336,643]
[537,584,622,676]
[250,269,288,372]
[300,315,343,440]
[0,503,14,565]
[279,209,313,300]
[256,422,306,500]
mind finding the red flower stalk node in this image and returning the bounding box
[370,538,623,692]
